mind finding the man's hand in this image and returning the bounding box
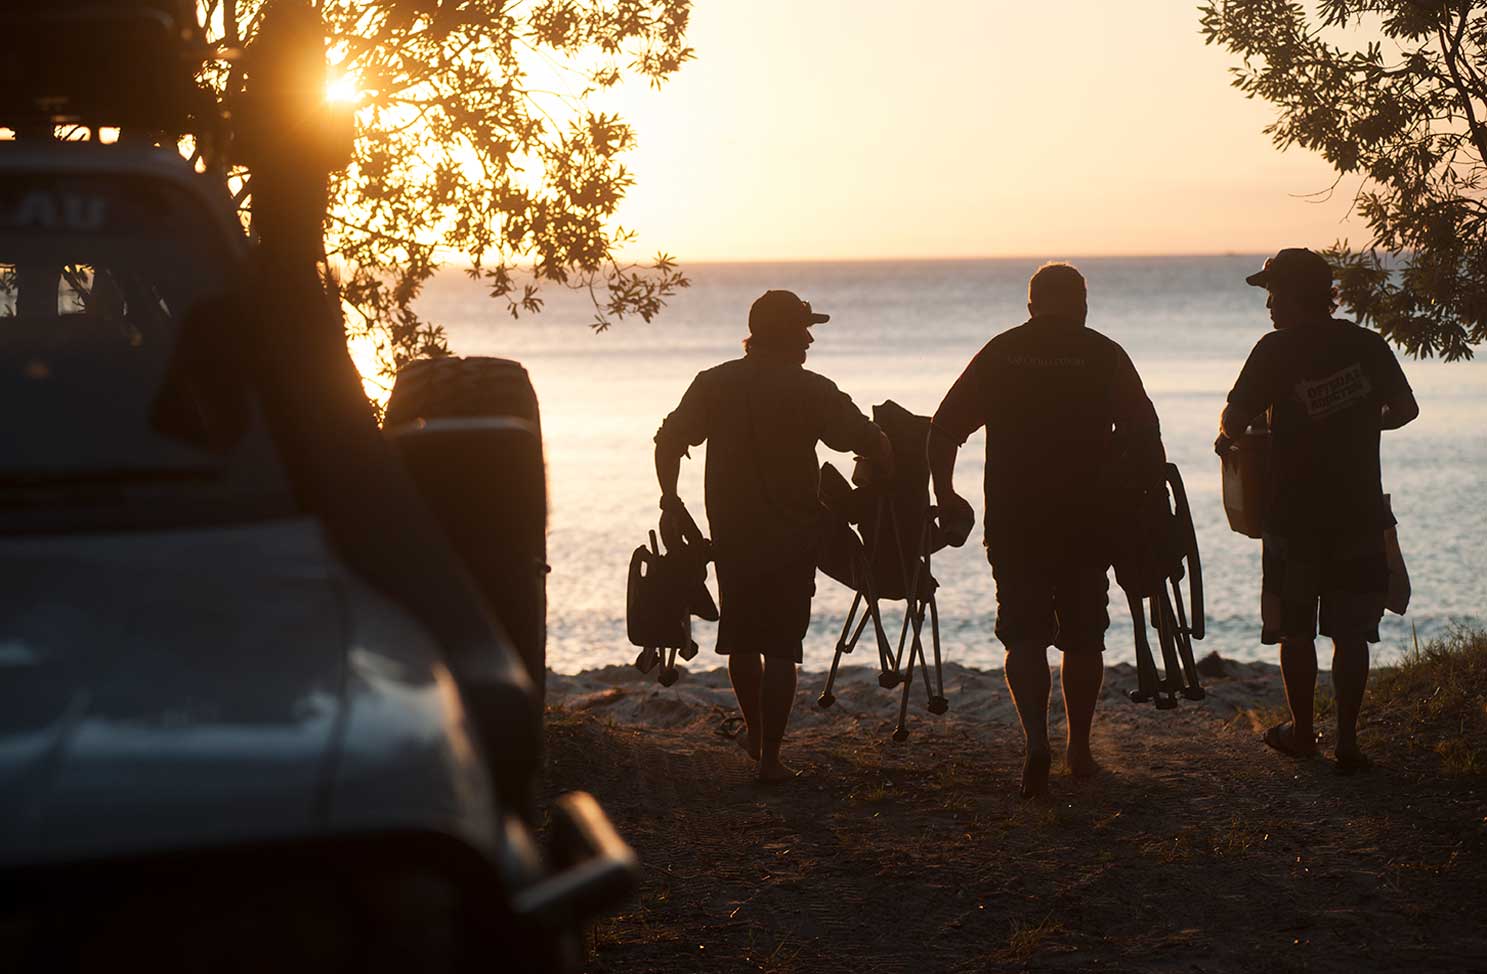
[1213,432,1236,456]
[659,493,687,549]
[936,490,975,548]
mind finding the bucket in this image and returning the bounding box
[1220,427,1269,539]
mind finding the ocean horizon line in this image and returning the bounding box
[631,252,1273,266]
[426,252,1282,277]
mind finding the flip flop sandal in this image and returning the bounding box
[1334,750,1373,775]
[714,714,746,740]
[1263,722,1319,758]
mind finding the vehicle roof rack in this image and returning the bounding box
[0,1,219,138]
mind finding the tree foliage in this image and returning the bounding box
[1201,0,1487,359]
[199,0,692,379]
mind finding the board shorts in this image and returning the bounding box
[987,525,1110,653]
[714,553,815,663]
[1261,528,1387,644]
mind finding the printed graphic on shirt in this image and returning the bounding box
[1294,362,1373,420]
[1006,353,1087,368]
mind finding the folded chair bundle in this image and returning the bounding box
[1109,462,1206,709]
[627,502,718,686]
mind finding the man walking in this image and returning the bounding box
[928,263,1166,799]
[1217,248,1418,772]
[655,290,892,782]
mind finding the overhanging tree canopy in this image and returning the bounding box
[201,0,692,378]
[1201,0,1487,360]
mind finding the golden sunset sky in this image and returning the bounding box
[601,1,1364,261]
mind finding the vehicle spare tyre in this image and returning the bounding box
[384,356,547,702]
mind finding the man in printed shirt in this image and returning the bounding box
[928,263,1167,799]
[1217,248,1418,773]
[654,290,892,782]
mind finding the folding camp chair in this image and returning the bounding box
[627,502,717,687]
[1112,463,1206,708]
[816,401,963,741]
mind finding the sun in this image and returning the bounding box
[325,73,361,105]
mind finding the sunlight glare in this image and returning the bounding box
[325,73,362,105]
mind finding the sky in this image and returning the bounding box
[596,1,1366,261]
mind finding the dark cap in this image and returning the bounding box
[748,289,830,336]
[1245,248,1333,296]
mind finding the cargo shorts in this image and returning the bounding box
[1260,528,1388,645]
[988,525,1110,654]
[714,553,815,663]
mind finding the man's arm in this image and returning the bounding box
[1215,339,1275,453]
[1110,348,1166,485]
[927,351,987,541]
[1375,338,1419,431]
[927,423,959,503]
[654,375,709,508]
[817,381,894,473]
[655,440,684,505]
[927,421,974,545]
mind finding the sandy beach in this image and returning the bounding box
[541,654,1486,973]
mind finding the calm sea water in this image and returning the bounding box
[420,257,1487,674]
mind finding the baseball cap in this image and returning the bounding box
[1245,248,1334,296]
[748,289,830,336]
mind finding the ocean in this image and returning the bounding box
[418,257,1487,675]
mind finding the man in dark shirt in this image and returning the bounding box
[655,290,891,782]
[928,263,1166,799]
[1217,248,1419,772]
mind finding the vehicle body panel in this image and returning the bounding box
[0,518,498,867]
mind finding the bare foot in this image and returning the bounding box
[737,733,761,762]
[1067,750,1101,780]
[1020,749,1051,800]
[757,759,797,783]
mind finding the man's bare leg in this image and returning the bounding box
[758,656,798,782]
[1060,648,1104,778]
[1005,644,1052,798]
[727,651,763,760]
[1332,638,1370,766]
[1268,638,1320,756]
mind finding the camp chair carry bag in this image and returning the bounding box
[626,504,717,686]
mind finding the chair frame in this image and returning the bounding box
[818,491,950,741]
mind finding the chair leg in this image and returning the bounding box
[865,500,898,681]
[927,594,948,714]
[819,647,843,709]
[892,646,914,743]
[886,505,919,677]
[894,596,933,740]
[1169,577,1205,700]
[836,590,863,656]
[1151,593,1181,709]
[864,587,896,683]
[659,644,680,687]
[1127,592,1159,704]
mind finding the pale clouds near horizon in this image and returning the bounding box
[599,0,1364,262]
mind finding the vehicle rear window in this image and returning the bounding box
[0,171,297,529]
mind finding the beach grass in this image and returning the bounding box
[1364,626,1487,775]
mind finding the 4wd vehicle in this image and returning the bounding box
[0,3,630,970]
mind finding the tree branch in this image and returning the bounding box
[1438,11,1487,166]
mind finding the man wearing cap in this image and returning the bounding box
[1217,248,1419,773]
[928,262,1167,799]
[654,290,892,782]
